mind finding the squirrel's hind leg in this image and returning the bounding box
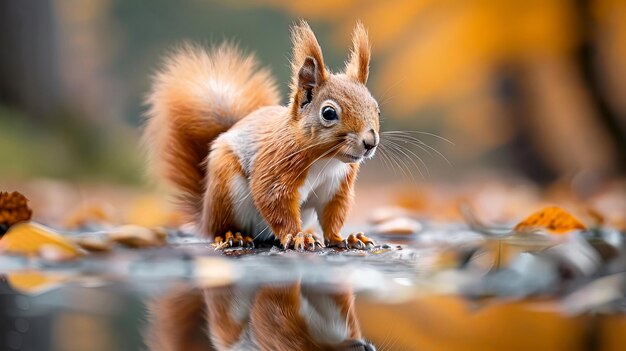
[201,142,253,250]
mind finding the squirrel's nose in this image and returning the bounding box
[363,140,376,151]
[362,129,378,151]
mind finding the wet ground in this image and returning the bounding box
[2,219,626,351]
[1,179,626,351]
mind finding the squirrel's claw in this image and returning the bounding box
[243,235,255,249]
[289,232,323,252]
[356,232,375,249]
[346,232,376,250]
[213,231,254,251]
[325,237,347,249]
[347,234,364,249]
[281,233,294,250]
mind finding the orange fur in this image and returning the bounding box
[290,20,328,95]
[145,284,369,351]
[203,287,245,349]
[200,145,243,236]
[145,288,214,351]
[144,43,279,222]
[345,22,371,84]
[144,22,378,248]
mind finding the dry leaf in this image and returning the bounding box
[514,206,587,235]
[108,225,166,248]
[0,191,33,235]
[6,271,67,294]
[0,222,82,258]
[39,244,80,262]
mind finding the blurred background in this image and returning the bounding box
[1,3,626,350]
[0,0,625,225]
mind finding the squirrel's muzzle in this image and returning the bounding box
[361,129,379,157]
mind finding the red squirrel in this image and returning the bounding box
[144,21,379,250]
[146,283,375,351]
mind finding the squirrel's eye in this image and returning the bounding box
[321,106,338,121]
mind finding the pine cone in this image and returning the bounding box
[0,191,33,236]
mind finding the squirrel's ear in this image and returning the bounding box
[290,20,327,105]
[345,22,371,85]
[298,56,318,91]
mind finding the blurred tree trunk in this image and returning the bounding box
[0,0,60,121]
[574,0,626,173]
[497,65,557,184]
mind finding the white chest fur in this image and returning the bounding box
[298,158,348,207]
[228,158,348,240]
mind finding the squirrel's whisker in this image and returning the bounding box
[377,144,400,177]
[382,139,425,179]
[383,139,430,177]
[383,130,455,145]
[379,142,411,180]
[383,132,452,166]
[376,146,396,176]
[267,137,342,170]
[377,77,406,107]
[293,142,346,181]
[383,135,434,158]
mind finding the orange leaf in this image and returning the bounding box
[6,271,66,294]
[514,206,587,234]
[0,222,82,258]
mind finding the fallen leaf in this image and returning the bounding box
[0,222,82,258]
[514,206,587,235]
[108,224,166,248]
[6,270,67,294]
[39,244,80,262]
[0,191,33,235]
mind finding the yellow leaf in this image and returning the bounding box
[6,271,66,294]
[514,206,587,234]
[0,222,82,258]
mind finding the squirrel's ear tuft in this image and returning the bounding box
[345,21,371,85]
[290,20,327,100]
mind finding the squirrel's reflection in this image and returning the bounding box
[146,282,376,351]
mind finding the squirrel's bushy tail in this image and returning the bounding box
[143,43,279,222]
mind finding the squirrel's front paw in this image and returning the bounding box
[213,231,254,250]
[281,232,324,251]
[326,232,375,250]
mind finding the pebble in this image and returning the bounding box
[368,206,417,225]
[373,217,423,235]
[72,236,113,252]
